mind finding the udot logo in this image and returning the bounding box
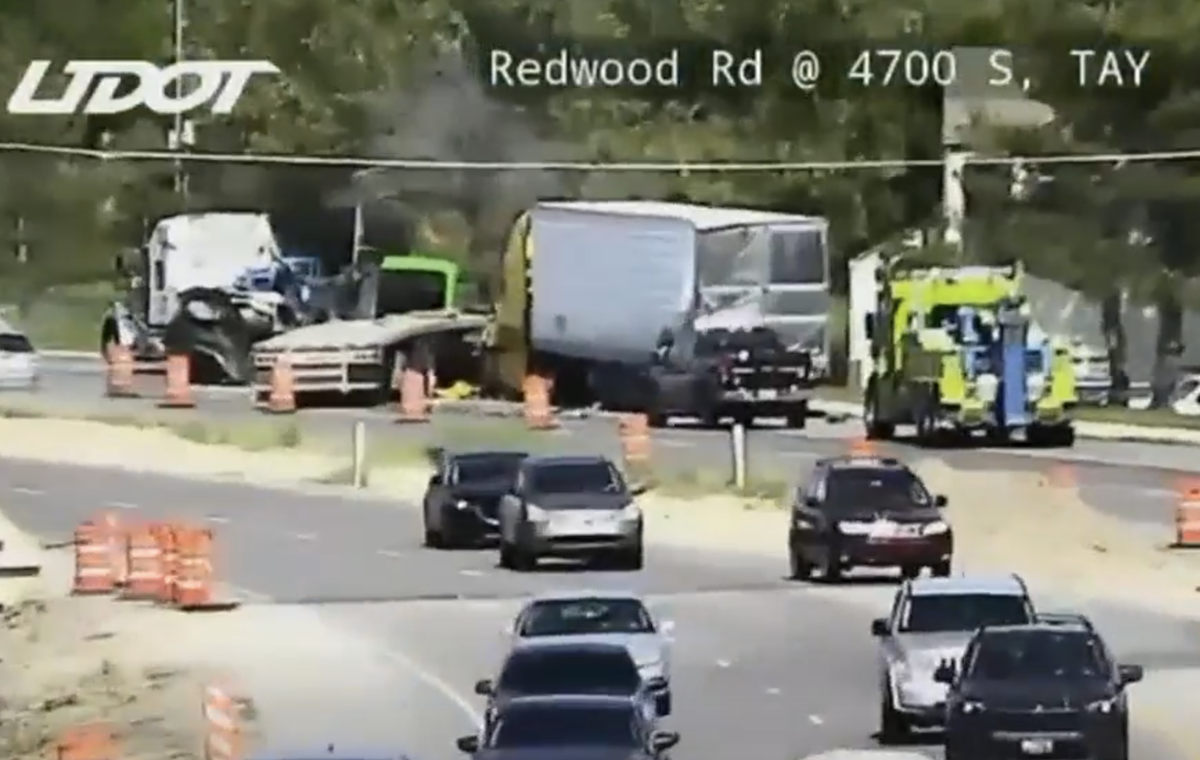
[7,60,280,116]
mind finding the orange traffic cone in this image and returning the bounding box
[265,356,296,413]
[104,344,138,398]
[158,354,195,408]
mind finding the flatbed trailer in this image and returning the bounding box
[250,311,489,403]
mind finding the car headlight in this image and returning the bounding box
[922,520,949,535]
[1087,698,1116,713]
[793,517,814,529]
[960,700,986,714]
[837,521,874,535]
[526,504,549,521]
[620,503,642,520]
[889,660,912,682]
[638,659,666,679]
[454,499,471,510]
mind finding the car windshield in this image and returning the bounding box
[0,333,33,353]
[529,462,624,495]
[518,598,656,637]
[825,467,930,509]
[899,593,1031,633]
[491,705,639,748]
[455,455,525,483]
[499,649,641,695]
[968,631,1110,680]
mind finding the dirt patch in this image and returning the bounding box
[0,510,255,760]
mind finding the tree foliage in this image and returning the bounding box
[2,0,1199,377]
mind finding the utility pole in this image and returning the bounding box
[170,0,191,204]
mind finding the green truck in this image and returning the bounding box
[861,260,1077,446]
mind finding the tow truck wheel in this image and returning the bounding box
[785,412,807,429]
[931,560,952,577]
[900,564,921,580]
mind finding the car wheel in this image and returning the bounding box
[498,540,514,569]
[931,559,951,577]
[654,690,672,717]
[823,553,844,583]
[621,543,645,571]
[788,548,813,581]
[878,684,910,744]
[513,542,537,572]
[422,512,443,549]
[785,412,807,429]
[900,564,921,580]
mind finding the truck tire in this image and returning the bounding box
[863,389,894,440]
[785,404,808,429]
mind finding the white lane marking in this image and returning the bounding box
[459,569,484,577]
[228,582,482,725]
[715,659,731,668]
[207,516,230,524]
[106,501,138,510]
[807,714,824,725]
[377,549,402,558]
[293,532,316,541]
[766,687,781,695]
[11,486,42,495]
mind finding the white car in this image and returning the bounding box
[0,325,38,390]
[503,590,675,716]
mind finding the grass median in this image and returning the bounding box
[0,405,793,507]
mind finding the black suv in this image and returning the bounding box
[788,456,951,582]
[938,619,1142,760]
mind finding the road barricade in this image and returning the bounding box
[264,355,296,413]
[619,414,651,467]
[395,367,430,423]
[157,523,180,605]
[158,354,196,408]
[56,724,117,760]
[1173,485,1200,548]
[99,511,128,587]
[172,525,236,610]
[72,520,115,595]
[522,374,558,430]
[104,344,138,398]
[120,523,165,600]
[204,683,242,760]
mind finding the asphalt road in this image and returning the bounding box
[1,457,1196,760]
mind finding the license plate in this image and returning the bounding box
[553,517,599,535]
[758,389,777,399]
[1021,739,1053,755]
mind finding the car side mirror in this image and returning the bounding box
[630,482,648,496]
[660,620,675,635]
[934,494,948,508]
[1117,664,1143,685]
[870,618,888,637]
[473,679,493,696]
[456,735,480,754]
[650,731,679,751]
[500,620,514,635]
[429,474,442,487]
[804,496,820,508]
[864,314,875,340]
[933,663,956,684]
